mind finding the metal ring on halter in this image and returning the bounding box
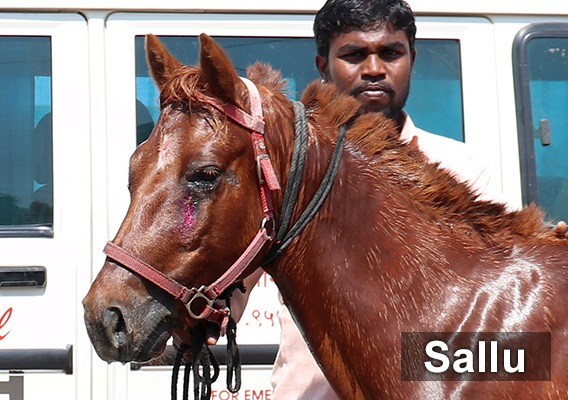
[186,285,215,320]
[261,217,275,239]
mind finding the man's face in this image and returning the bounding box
[316,23,416,121]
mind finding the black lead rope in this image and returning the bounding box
[192,327,220,400]
[171,285,243,400]
[272,101,310,244]
[264,105,348,264]
[224,295,241,393]
[171,330,219,400]
[172,343,190,400]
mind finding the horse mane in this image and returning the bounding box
[300,80,556,247]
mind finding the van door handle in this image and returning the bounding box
[0,267,46,288]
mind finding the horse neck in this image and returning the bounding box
[263,110,413,397]
[262,102,478,317]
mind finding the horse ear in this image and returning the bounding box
[199,33,247,105]
[146,34,184,91]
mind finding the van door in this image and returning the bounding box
[0,14,91,399]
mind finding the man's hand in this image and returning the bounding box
[555,220,567,238]
[205,269,265,345]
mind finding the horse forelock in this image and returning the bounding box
[154,64,237,142]
[158,65,202,106]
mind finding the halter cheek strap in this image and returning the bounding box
[196,78,281,193]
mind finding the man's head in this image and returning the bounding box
[314,0,416,123]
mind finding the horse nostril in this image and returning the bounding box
[105,307,130,348]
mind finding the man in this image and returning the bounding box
[268,0,503,398]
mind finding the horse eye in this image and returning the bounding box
[186,166,220,183]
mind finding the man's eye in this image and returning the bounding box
[342,51,365,60]
[383,49,403,59]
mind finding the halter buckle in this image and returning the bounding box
[256,155,269,185]
[186,285,215,320]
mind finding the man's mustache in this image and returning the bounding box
[351,82,395,96]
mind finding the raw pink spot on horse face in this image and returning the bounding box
[182,200,197,233]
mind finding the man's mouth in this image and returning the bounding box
[360,84,393,94]
[355,83,393,100]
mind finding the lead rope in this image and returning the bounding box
[264,121,348,264]
[171,285,244,400]
[224,295,241,393]
[171,343,190,400]
[192,326,220,400]
[169,327,219,400]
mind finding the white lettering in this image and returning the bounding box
[478,340,485,372]
[425,340,450,373]
[491,341,498,372]
[422,339,526,375]
[453,349,474,373]
[504,349,524,373]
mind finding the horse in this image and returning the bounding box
[83,34,568,399]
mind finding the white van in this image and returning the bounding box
[1,1,567,399]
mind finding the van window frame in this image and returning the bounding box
[513,22,568,207]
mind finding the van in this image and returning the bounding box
[1,1,567,398]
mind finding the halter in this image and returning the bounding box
[102,77,347,399]
[104,78,278,332]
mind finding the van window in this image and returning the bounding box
[0,36,53,236]
[407,39,463,142]
[135,36,464,145]
[514,23,568,222]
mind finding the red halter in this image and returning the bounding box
[104,77,280,332]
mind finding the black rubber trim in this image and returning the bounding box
[0,345,73,374]
[131,344,278,370]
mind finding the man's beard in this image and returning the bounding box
[353,78,411,120]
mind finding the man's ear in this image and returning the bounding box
[410,49,417,68]
[316,54,329,81]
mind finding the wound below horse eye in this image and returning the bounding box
[181,200,197,233]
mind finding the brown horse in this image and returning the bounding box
[83,34,568,399]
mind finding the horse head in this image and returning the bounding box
[83,34,291,363]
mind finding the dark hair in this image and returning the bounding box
[314,0,416,58]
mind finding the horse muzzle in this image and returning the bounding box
[82,263,175,364]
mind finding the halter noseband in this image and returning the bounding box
[104,77,279,331]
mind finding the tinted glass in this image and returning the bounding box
[527,37,568,221]
[0,37,53,233]
[407,39,464,142]
[135,36,464,145]
[135,36,318,144]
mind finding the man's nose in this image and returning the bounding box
[362,54,386,78]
